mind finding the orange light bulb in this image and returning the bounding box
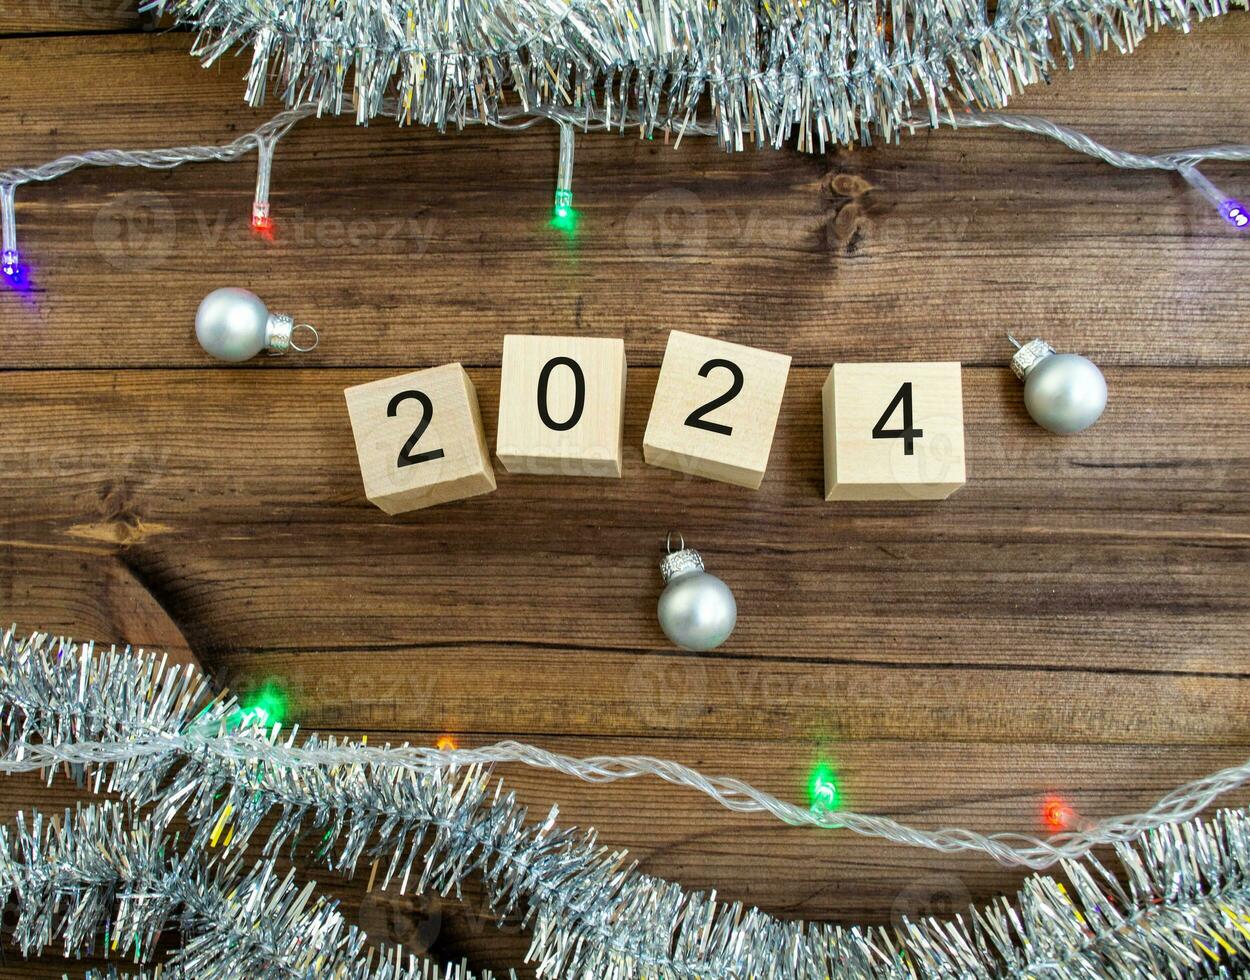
[1042,796,1076,832]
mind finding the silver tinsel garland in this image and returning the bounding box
[0,804,496,979]
[144,0,1248,150]
[3,626,1250,978]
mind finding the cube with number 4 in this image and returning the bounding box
[822,362,966,500]
[345,363,496,514]
[643,331,791,489]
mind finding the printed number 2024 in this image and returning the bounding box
[387,357,758,468]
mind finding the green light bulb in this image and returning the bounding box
[807,763,840,812]
[228,679,289,729]
[550,189,579,235]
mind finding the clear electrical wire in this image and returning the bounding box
[0,103,309,281]
[1,104,1246,281]
[4,731,1247,872]
[922,111,1250,228]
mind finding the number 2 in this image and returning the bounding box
[872,382,923,456]
[388,390,445,467]
[684,358,744,436]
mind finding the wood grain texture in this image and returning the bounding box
[0,0,144,35]
[0,9,1248,978]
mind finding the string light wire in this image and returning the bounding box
[918,111,1250,228]
[551,122,577,232]
[251,132,278,231]
[4,721,1248,872]
[1,183,18,280]
[0,103,313,280]
[0,105,1246,282]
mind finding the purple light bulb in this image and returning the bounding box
[1221,200,1249,230]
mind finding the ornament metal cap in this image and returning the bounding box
[265,313,319,355]
[661,532,705,583]
[1008,335,1055,379]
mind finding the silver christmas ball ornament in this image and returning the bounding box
[195,287,319,362]
[657,533,737,651]
[1009,336,1107,434]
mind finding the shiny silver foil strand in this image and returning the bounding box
[5,626,1250,978]
[141,0,1249,151]
[0,803,499,979]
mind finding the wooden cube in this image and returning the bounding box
[643,331,791,489]
[344,363,496,514]
[822,362,966,500]
[495,335,627,477]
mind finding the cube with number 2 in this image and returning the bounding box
[345,363,497,514]
[822,362,966,500]
[644,331,791,489]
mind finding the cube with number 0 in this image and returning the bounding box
[822,362,966,500]
[345,363,497,514]
[643,331,791,489]
[495,335,627,477]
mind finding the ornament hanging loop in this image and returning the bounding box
[665,530,685,554]
[290,323,319,353]
[264,317,319,355]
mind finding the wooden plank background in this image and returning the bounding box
[1,9,1248,978]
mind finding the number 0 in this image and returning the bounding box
[872,382,924,456]
[537,356,586,432]
[388,390,446,467]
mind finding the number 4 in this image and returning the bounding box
[872,382,923,456]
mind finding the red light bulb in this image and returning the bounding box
[251,201,274,238]
[1042,796,1076,832]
